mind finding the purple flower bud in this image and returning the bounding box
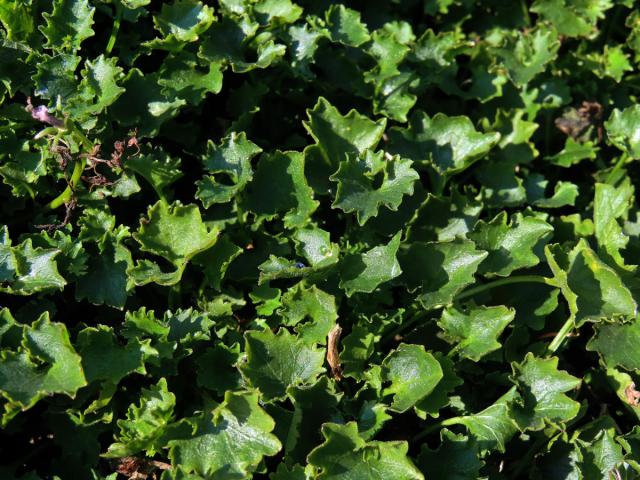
[26,98,64,128]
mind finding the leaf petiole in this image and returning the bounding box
[454,275,551,301]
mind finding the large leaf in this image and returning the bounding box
[510,353,581,431]
[308,422,424,480]
[168,390,282,478]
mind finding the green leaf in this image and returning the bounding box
[417,429,483,480]
[75,239,133,309]
[339,232,402,296]
[245,151,318,228]
[239,328,325,401]
[446,388,520,453]
[65,55,125,120]
[194,236,243,291]
[198,16,285,73]
[469,212,552,277]
[106,378,177,457]
[131,201,218,286]
[292,227,340,270]
[0,315,86,413]
[324,5,370,47]
[414,353,462,419]
[494,27,560,86]
[387,111,500,190]
[254,0,303,24]
[168,390,282,478]
[126,148,183,200]
[605,105,640,159]
[510,353,581,430]
[304,97,387,176]
[578,429,625,479]
[0,235,67,295]
[196,132,262,207]
[330,151,419,225]
[284,377,342,463]
[525,176,579,209]
[196,342,242,395]
[587,318,640,372]
[308,422,424,480]
[401,239,487,309]
[158,54,223,105]
[438,305,515,361]
[40,0,95,52]
[76,325,144,384]
[545,240,637,326]
[546,137,598,167]
[531,0,613,38]
[154,0,215,43]
[381,343,443,413]
[594,179,633,265]
[279,284,338,345]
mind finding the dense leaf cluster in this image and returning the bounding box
[2,0,640,478]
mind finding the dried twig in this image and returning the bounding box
[327,324,343,380]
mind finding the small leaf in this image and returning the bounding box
[438,305,515,361]
[239,328,325,401]
[324,5,370,47]
[469,211,552,277]
[587,318,640,372]
[381,343,443,413]
[446,388,520,453]
[339,232,402,296]
[605,105,640,158]
[40,0,95,52]
[196,131,262,206]
[417,429,484,480]
[132,201,217,285]
[153,0,215,43]
[387,110,499,191]
[401,239,487,309]
[106,378,177,457]
[330,151,419,225]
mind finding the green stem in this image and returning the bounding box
[381,309,424,345]
[413,417,459,443]
[105,3,122,55]
[547,317,574,353]
[455,275,551,302]
[605,154,628,185]
[45,121,93,211]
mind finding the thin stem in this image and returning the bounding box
[413,417,459,443]
[381,309,424,345]
[46,159,84,210]
[105,3,122,55]
[45,121,93,211]
[547,317,574,353]
[455,275,551,301]
[605,154,629,185]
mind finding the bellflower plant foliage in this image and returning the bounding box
[2,0,640,478]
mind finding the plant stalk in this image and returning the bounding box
[547,317,574,353]
[455,275,551,301]
[105,3,123,55]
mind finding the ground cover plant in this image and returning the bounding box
[2,0,640,478]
